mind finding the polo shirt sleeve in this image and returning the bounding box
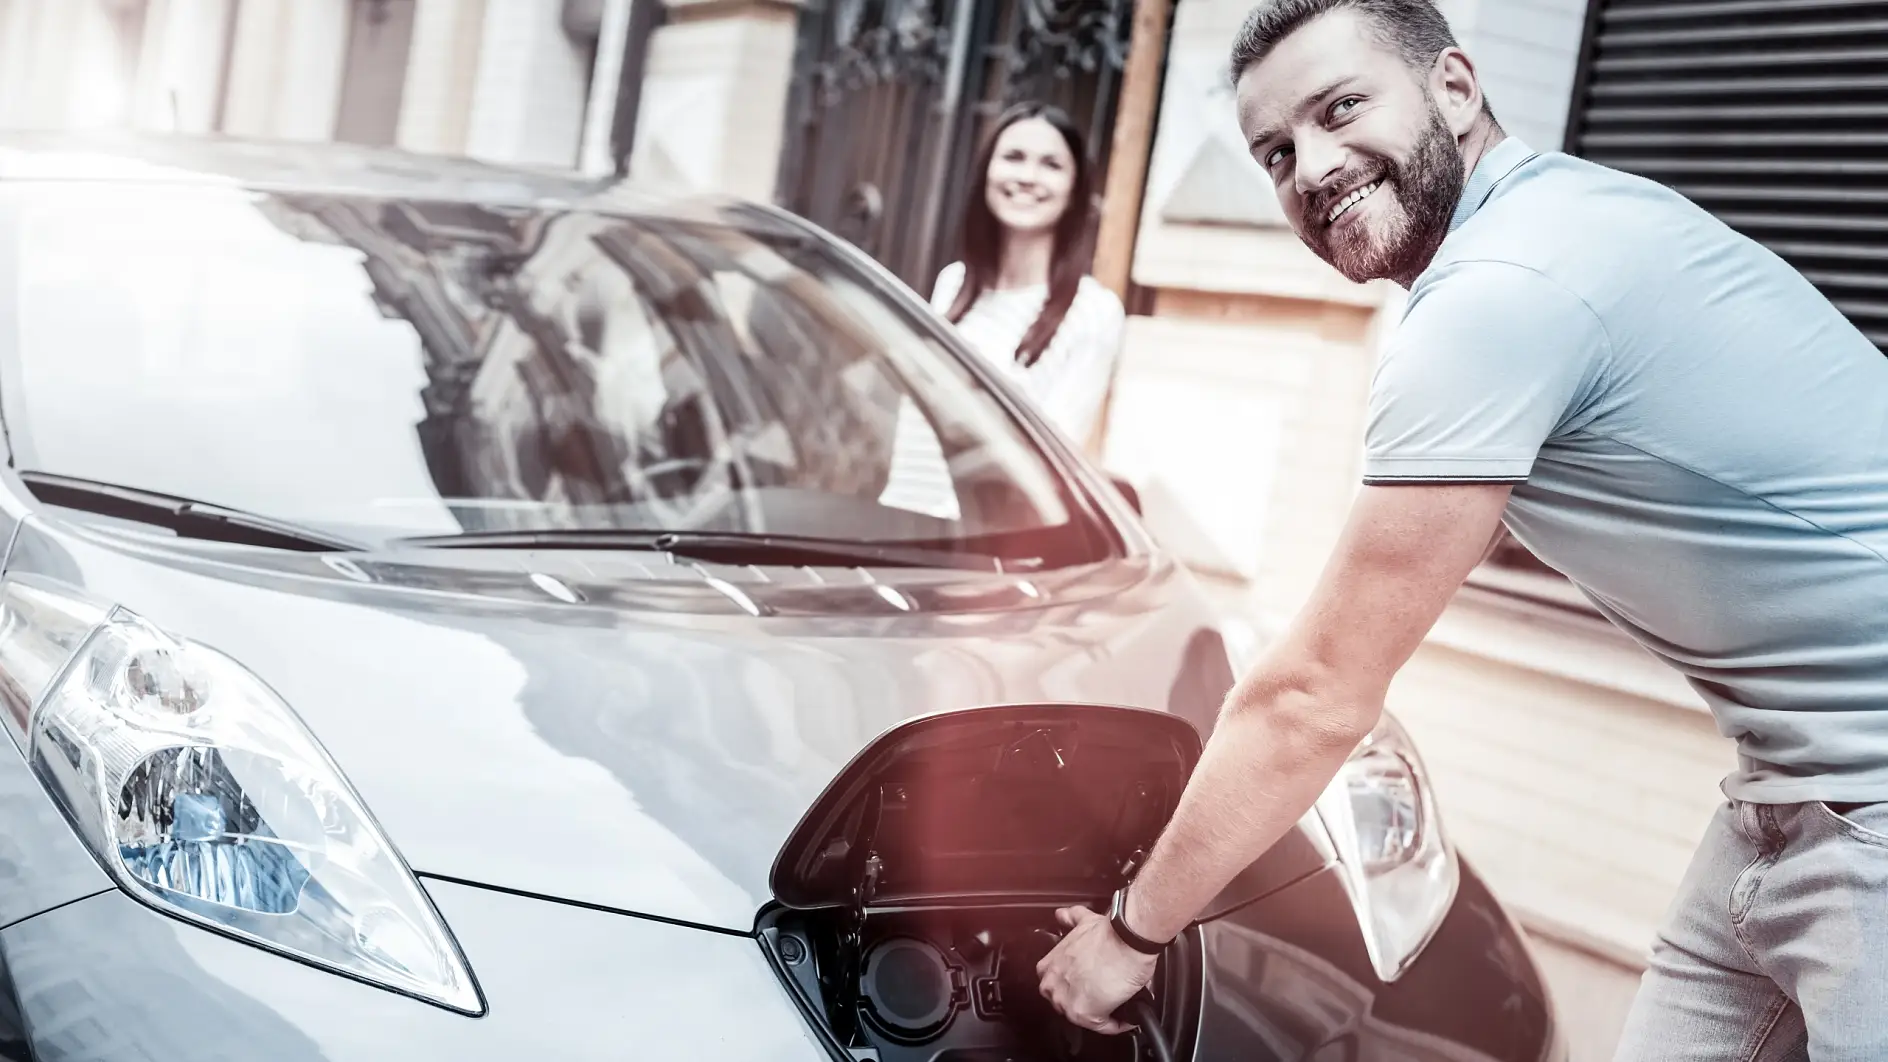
[1364,261,1607,485]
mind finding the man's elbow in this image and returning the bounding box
[1220,660,1382,754]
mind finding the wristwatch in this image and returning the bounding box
[1108,885,1168,956]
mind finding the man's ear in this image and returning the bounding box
[1429,47,1484,137]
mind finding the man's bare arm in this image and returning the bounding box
[1124,481,1513,943]
[1037,482,1515,1032]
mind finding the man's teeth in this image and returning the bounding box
[1328,180,1383,223]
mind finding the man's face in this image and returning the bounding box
[1236,10,1467,284]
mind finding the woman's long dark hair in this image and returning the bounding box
[944,101,1096,368]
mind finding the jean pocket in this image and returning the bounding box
[1815,801,1888,848]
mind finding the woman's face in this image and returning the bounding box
[983,117,1078,237]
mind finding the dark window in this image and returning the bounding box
[1564,0,1888,355]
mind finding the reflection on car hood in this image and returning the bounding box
[6,520,1234,932]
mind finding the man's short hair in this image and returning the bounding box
[1228,0,1472,91]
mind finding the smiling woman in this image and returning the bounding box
[931,102,1127,445]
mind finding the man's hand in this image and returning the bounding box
[1035,905,1156,1035]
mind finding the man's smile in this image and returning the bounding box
[1327,178,1384,224]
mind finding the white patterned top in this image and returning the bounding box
[929,261,1126,443]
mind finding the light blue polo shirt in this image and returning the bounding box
[1367,137,1888,803]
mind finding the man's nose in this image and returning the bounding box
[1293,135,1349,198]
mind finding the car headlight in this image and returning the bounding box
[0,576,481,1013]
[1313,711,1458,983]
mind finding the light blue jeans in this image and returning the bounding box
[1614,799,1888,1061]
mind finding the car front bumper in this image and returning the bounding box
[1196,859,1568,1062]
[0,862,1562,1062]
[0,877,829,1061]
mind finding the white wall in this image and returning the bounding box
[399,0,615,170]
[397,0,488,156]
[1444,0,1589,152]
[463,0,594,169]
[627,0,799,200]
[0,1,150,131]
[130,0,235,134]
[220,0,351,141]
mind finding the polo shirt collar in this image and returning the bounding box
[1448,136,1535,234]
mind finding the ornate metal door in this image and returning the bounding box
[775,0,1139,296]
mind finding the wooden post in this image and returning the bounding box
[1085,0,1171,457]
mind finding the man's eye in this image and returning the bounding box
[1264,145,1292,168]
[1332,97,1361,118]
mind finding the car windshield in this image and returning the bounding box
[0,178,1109,567]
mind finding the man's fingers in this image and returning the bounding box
[1033,909,1145,1038]
[1059,906,1103,931]
[1042,999,1135,1037]
[1037,941,1063,977]
[1040,983,1135,1038]
[1060,1006,1134,1036]
[1042,988,1071,1021]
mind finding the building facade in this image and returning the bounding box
[0,0,651,174]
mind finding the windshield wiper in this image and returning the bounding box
[17,472,365,553]
[399,528,1006,571]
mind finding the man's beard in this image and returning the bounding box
[1300,104,1465,285]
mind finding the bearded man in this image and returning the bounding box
[1034,3,1888,1059]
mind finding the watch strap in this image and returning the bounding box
[1109,886,1166,956]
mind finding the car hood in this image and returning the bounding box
[5,518,1245,932]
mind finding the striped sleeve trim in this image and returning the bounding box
[1362,474,1530,485]
[1362,454,1534,485]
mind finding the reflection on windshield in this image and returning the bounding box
[1,184,1102,565]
